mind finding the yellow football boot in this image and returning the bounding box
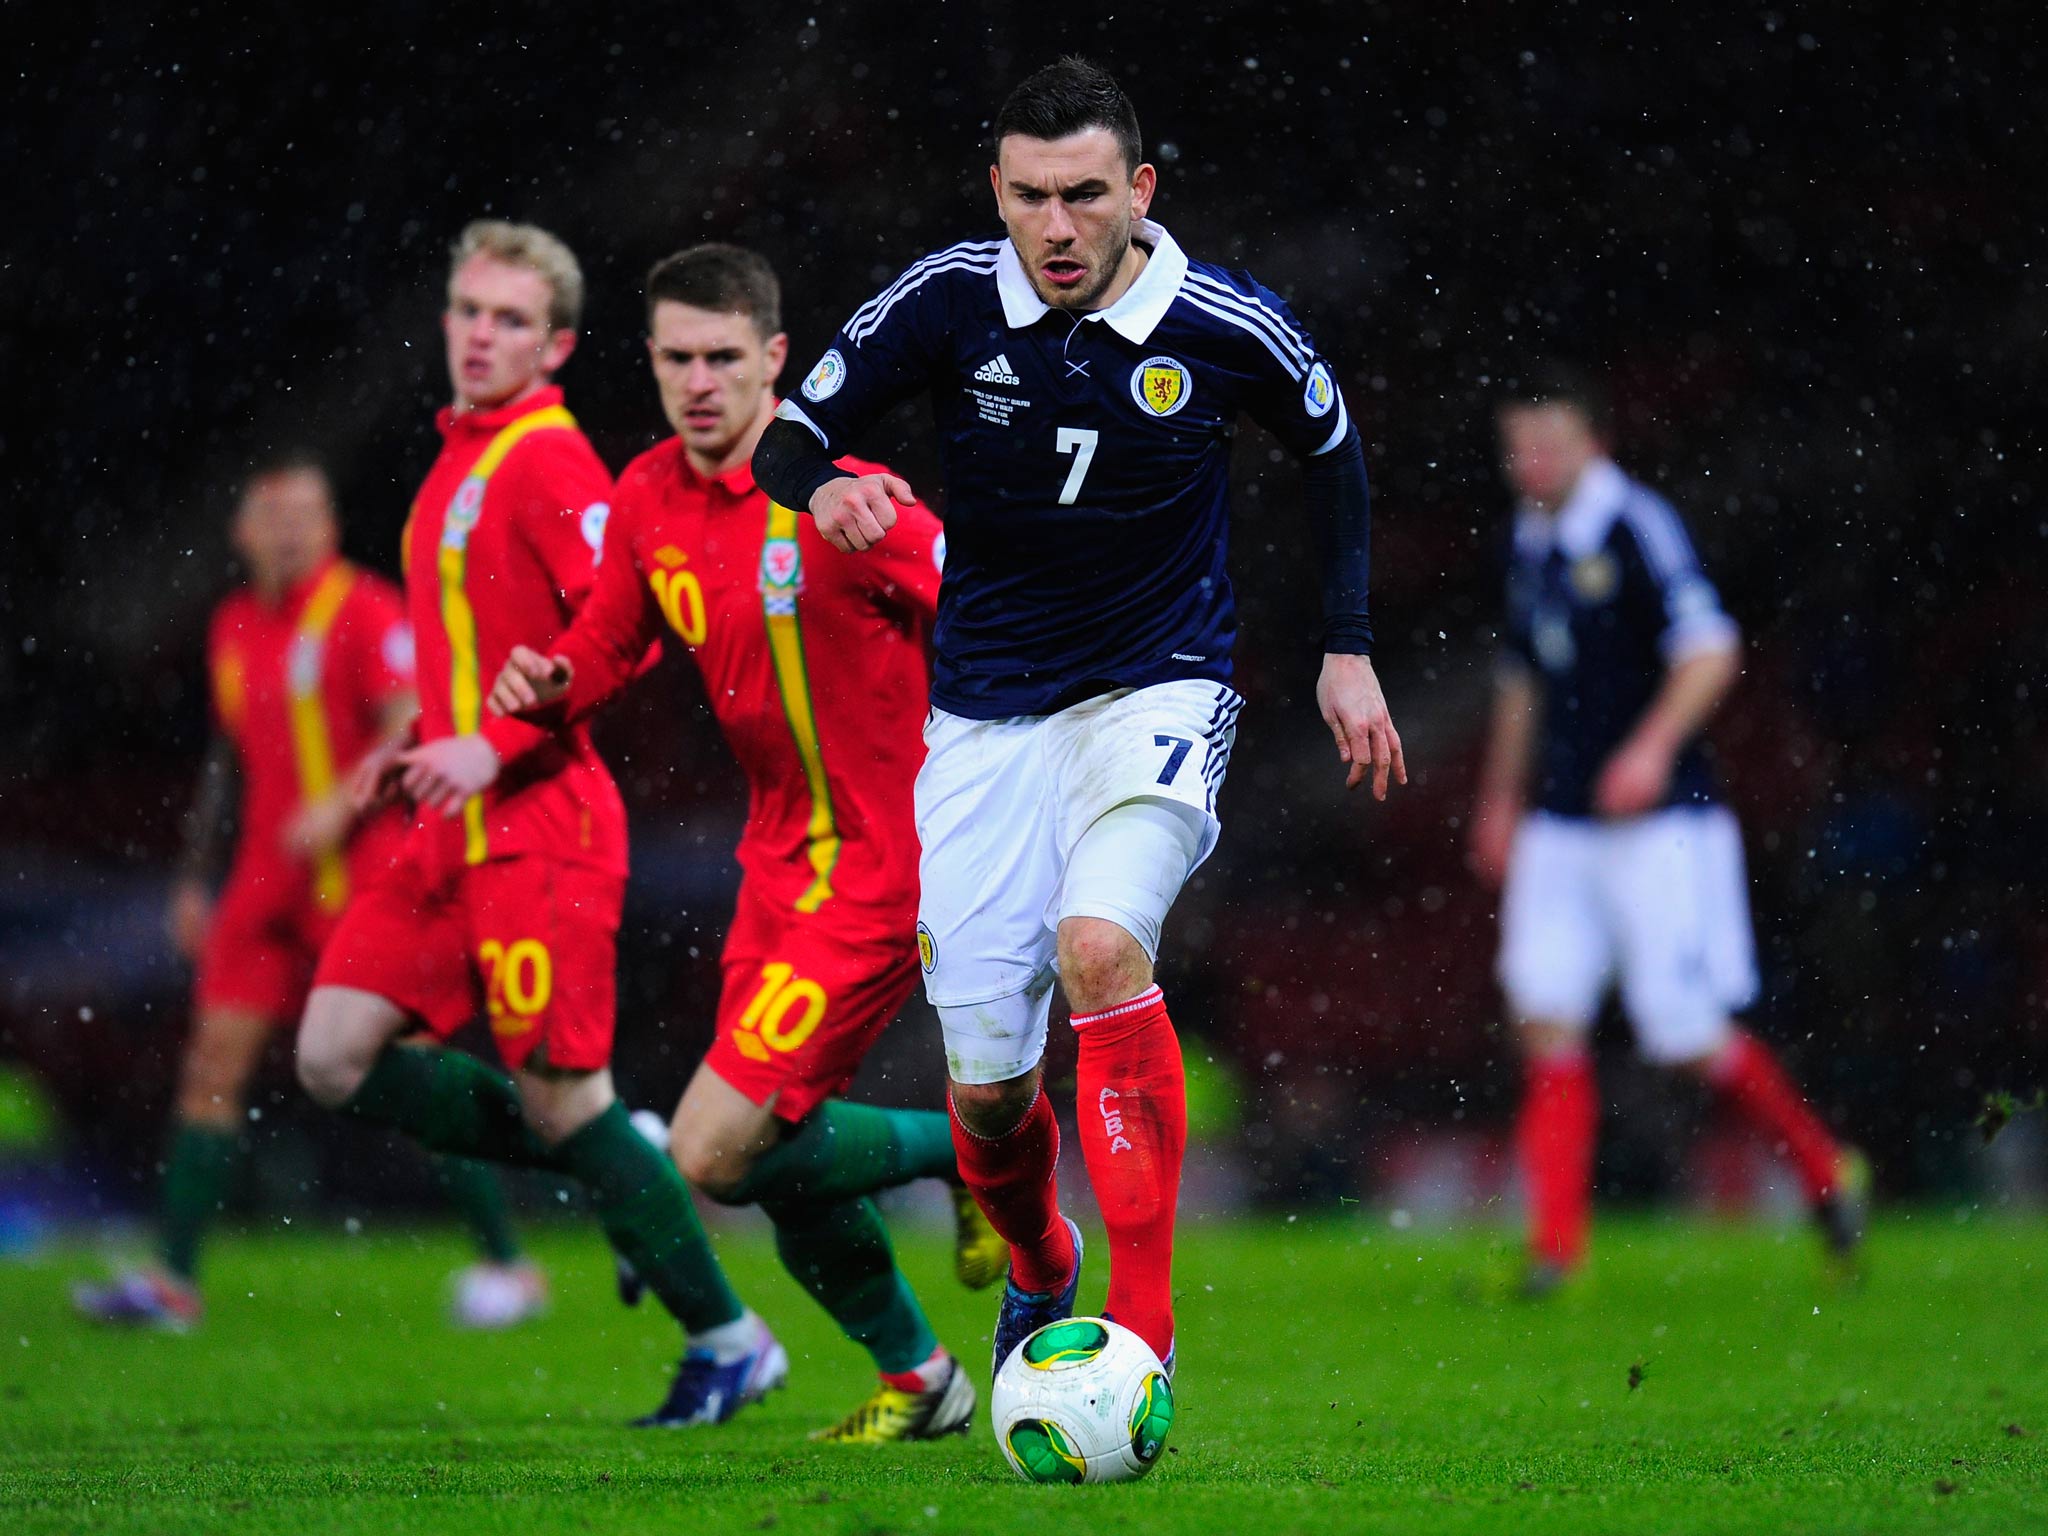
[812,1353,975,1444]
[952,1185,1009,1290]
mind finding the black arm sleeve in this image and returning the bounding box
[1302,423,1374,654]
[753,417,854,513]
[177,733,239,884]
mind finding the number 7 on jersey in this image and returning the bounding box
[1056,427,1099,506]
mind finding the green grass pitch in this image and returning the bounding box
[3,1213,2043,1534]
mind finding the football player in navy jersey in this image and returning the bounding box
[1468,365,1865,1294]
[756,56,1403,1381]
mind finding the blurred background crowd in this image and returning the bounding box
[3,2,2042,1239]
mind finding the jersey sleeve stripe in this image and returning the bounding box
[844,239,1004,333]
[847,254,999,345]
[1178,290,1306,380]
[1184,273,1316,372]
[1619,496,1703,587]
[1309,393,1352,456]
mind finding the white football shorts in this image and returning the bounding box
[1497,804,1759,1064]
[915,679,1240,1082]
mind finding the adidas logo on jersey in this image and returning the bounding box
[973,353,1022,386]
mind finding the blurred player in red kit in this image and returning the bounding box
[489,244,1002,1440]
[72,456,540,1331]
[293,221,777,1426]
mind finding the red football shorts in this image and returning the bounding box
[705,883,921,1124]
[194,884,335,1022]
[313,840,624,1072]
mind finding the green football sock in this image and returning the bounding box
[341,1045,555,1170]
[554,1101,744,1335]
[158,1122,240,1281]
[763,1194,937,1376]
[434,1156,523,1265]
[722,1101,957,1206]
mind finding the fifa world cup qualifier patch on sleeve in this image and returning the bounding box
[579,501,611,556]
[802,349,847,402]
[1303,361,1336,417]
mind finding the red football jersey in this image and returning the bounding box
[208,557,413,916]
[403,385,626,875]
[544,439,941,915]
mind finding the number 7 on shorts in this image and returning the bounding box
[1153,733,1192,785]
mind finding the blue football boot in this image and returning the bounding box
[72,1268,201,1332]
[991,1217,1084,1379]
[632,1314,789,1428]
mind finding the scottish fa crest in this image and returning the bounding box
[1131,356,1191,417]
[1570,553,1619,604]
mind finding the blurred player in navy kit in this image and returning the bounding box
[1468,365,1865,1293]
[756,56,1403,1381]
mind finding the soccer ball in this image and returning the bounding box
[991,1316,1174,1484]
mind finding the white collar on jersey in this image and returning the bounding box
[995,218,1190,341]
[1514,457,1629,559]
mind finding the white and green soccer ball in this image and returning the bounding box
[991,1316,1174,1484]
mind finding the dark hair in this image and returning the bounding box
[645,243,782,337]
[1500,362,1613,437]
[993,56,1142,174]
[241,447,333,498]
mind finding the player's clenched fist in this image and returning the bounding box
[810,472,915,553]
[489,644,573,717]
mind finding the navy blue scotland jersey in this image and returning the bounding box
[777,220,1355,720]
[1500,459,1739,818]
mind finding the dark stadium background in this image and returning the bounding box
[3,3,2042,1225]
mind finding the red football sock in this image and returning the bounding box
[1708,1030,1842,1200]
[1516,1052,1596,1269]
[1072,984,1185,1360]
[949,1086,1075,1296]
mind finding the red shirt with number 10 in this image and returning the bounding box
[544,438,942,919]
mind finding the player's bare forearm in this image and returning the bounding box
[1594,644,1739,817]
[1316,652,1407,801]
[1478,667,1539,807]
[282,787,353,860]
[327,696,419,835]
[167,876,213,963]
[376,692,420,744]
[177,734,239,885]
[810,473,915,554]
[1470,668,1539,885]
[1630,644,1739,757]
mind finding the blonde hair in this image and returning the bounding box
[448,220,585,332]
